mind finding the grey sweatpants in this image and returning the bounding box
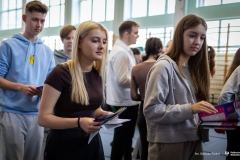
[0,112,44,160]
[148,140,203,160]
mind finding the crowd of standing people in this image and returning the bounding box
[0,1,239,160]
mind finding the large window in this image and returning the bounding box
[222,0,240,4]
[79,0,115,23]
[148,27,174,46]
[42,35,63,51]
[206,19,240,54]
[197,0,240,7]
[132,0,147,17]
[206,21,220,46]
[131,28,147,48]
[41,0,65,27]
[220,19,240,46]
[206,19,240,47]
[108,31,113,50]
[131,0,175,18]
[0,0,22,30]
[131,27,174,48]
[42,31,114,52]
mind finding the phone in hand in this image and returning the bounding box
[94,107,127,126]
[37,86,43,96]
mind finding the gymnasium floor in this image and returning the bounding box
[0,124,227,160]
[40,127,227,160]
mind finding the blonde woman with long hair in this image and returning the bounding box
[38,21,111,160]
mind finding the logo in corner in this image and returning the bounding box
[225,151,229,156]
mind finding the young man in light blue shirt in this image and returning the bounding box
[0,1,55,159]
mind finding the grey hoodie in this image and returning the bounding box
[143,54,200,143]
[0,33,55,114]
[218,65,240,104]
[53,50,71,65]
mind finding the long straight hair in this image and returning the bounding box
[167,14,210,101]
[224,48,240,83]
[208,46,216,77]
[65,21,108,105]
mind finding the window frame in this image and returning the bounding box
[0,0,22,30]
[130,26,174,48]
[197,0,240,7]
[40,0,65,28]
[131,0,175,18]
[79,0,115,23]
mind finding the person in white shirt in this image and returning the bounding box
[106,20,140,160]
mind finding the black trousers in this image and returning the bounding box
[110,104,139,160]
[226,128,240,160]
[137,101,148,160]
[44,128,104,160]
